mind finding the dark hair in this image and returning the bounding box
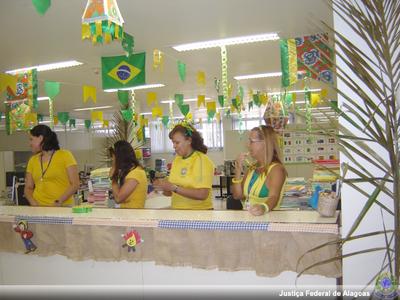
[168,124,208,154]
[30,124,60,151]
[111,140,142,184]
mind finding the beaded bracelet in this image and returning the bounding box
[260,203,270,213]
[232,177,243,184]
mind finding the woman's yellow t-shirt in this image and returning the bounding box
[26,149,77,206]
[168,151,214,210]
[119,167,148,209]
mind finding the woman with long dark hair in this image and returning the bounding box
[24,124,79,206]
[231,125,287,215]
[109,140,148,208]
[153,123,215,210]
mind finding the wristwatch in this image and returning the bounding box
[173,185,179,193]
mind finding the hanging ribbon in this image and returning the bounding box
[153,49,164,71]
[48,99,54,129]
[177,61,186,82]
[220,46,228,103]
[83,85,97,103]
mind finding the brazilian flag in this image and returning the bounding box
[101,53,146,90]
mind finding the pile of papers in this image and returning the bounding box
[87,168,111,207]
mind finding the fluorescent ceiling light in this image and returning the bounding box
[74,105,113,111]
[4,96,50,104]
[268,88,321,95]
[172,33,279,51]
[38,97,50,101]
[104,84,165,93]
[160,97,211,104]
[140,112,152,116]
[6,60,83,74]
[234,72,282,80]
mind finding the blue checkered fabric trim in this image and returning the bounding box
[158,220,268,231]
[15,215,73,225]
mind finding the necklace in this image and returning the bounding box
[40,150,55,181]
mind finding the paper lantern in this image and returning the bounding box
[82,0,124,44]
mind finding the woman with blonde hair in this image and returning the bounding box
[231,125,287,215]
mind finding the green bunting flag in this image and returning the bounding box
[174,94,184,106]
[121,108,133,121]
[69,119,76,128]
[248,101,254,110]
[122,32,134,57]
[32,0,51,15]
[177,61,186,82]
[84,120,92,129]
[161,116,169,127]
[178,104,190,116]
[117,90,130,105]
[101,53,146,90]
[37,114,44,122]
[45,81,60,100]
[57,112,69,125]
[284,93,293,106]
[218,95,224,107]
[253,93,261,107]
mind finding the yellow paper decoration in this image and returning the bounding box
[0,73,17,94]
[197,71,206,86]
[152,106,163,118]
[292,93,297,102]
[206,101,216,113]
[102,120,109,127]
[140,117,148,127]
[153,49,164,70]
[135,149,142,159]
[310,93,321,107]
[147,92,157,107]
[91,111,103,122]
[83,85,97,103]
[216,112,221,123]
[260,93,268,105]
[95,21,102,36]
[104,32,112,44]
[24,112,38,127]
[197,95,206,108]
[321,88,328,98]
[53,116,59,126]
[81,23,90,40]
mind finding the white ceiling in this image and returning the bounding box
[0,0,333,121]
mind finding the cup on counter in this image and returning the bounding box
[317,192,339,217]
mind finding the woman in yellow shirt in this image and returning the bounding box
[24,124,80,207]
[153,124,215,210]
[231,125,287,215]
[109,140,148,208]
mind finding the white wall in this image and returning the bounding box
[334,3,394,287]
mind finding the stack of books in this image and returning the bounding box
[311,159,340,192]
[87,168,111,207]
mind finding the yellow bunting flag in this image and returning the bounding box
[153,49,164,70]
[53,116,59,126]
[206,101,216,113]
[260,93,268,105]
[310,93,321,107]
[140,117,148,127]
[135,149,142,159]
[0,73,17,94]
[186,112,193,121]
[91,111,103,122]
[147,92,157,107]
[292,93,297,102]
[230,104,236,113]
[24,112,38,127]
[321,88,328,98]
[95,21,102,37]
[83,85,97,103]
[104,32,112,44]
[152,106,163,118]
[197,95,206,108]
[102,120,109,128]
[197,71,206,86]
[81,23,90,40]
[216,112,221,123]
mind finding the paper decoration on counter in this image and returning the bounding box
[84,119,92,129]
[101,53,146,90]
[45,81,60,100]
[122,32,134,56]
[91,111,103,122]
[152,106,163,118]
[32,0,51,16]
[310,93,321,107]
[197,95,205,108]
[56,112,69,125]
[69,119,76,128]
[217,95,224,107]
[147,92,157,107]
[102,120,109,127]
[174,94,184,106]
[121,108,133,121]
[82,0,124,45]
[220,45,228,102]
[177,60,186,82]
[117,90,129,105]
[178,104,190,117]
[24,112,38,128]
[197,71,206,86]
[153,49,164,71]
[6,69,38,109]
[281,33,333,87]
[206,101,216,119]
[83,85,97,103]
[13,220,37,254]
[161,116,169,127]
[0,73,17,94]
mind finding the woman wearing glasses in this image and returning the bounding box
[231,125,287,215]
